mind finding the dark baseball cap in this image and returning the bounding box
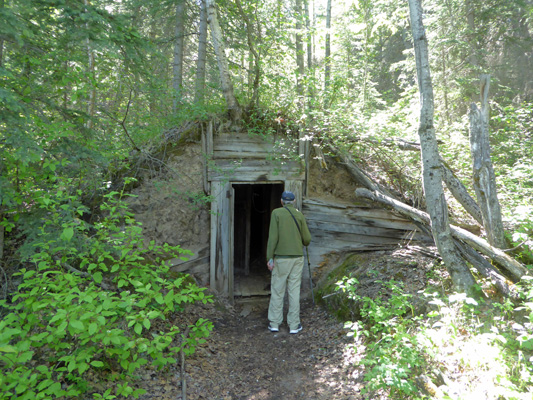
[281,191,295,201]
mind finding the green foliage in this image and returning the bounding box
[509,276,533,383]
[0,179,213,399]
[339,279,424,397]
[490,102,533,254]
[337,275,533,399]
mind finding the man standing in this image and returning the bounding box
[266,190,312,334]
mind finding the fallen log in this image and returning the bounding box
[355,188,528,283]
[454,240,514,298]
[337,151,396,198]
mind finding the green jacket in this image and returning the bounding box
[266,204,312,260]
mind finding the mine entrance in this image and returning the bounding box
[232,183,284,297]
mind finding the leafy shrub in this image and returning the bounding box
[0,178,212,399]
[338,278,425,397]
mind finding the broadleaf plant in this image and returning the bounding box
[0,178,213,399]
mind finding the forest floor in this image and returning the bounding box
[133,296,366,400]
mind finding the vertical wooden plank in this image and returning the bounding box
[209,181,221,292]
[244,186,251,276]
[229,186,235,302]
[304,140,310,198]
[285,180,303,211]
[201,123,209,194]
[207,119,214,157]
[298,130,310,198]
[210,180,233,295]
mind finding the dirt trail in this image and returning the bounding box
[138,297,364,400]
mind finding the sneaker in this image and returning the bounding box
[289,324,303,334]
[268,324,279,332]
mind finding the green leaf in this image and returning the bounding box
[60,226,74,242]
[134,323,142,335]
[93,271,103,284]
[91,360,104,368]
[68,359,77,372]
[47,381,62,395]
[69,319,84,331]
[78,362,89,374]
[142,319,151,330]
[0,345,17,353]
[154,293,164,304]
[88,322,98,336]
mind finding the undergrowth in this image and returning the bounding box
[0,178,213,399]
[335,275,533,399]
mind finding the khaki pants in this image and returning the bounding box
[268,256,304,330]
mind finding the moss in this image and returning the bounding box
[316,253,365,321]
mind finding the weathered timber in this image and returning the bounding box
[303,198,431,268]
[213,133,298,159]
[337,151,393,196]
[207,159,304,182]
[441,162,484,225]
[210,181,234,296]
[469,75,507,248]
[454,240,514,298]
[285,180,303,211]
[356,188,528,282]
[409,0,476,294]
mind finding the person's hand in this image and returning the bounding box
[267,259,274,272]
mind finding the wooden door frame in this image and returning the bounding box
[211,180,303,298]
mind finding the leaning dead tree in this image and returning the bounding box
[348,136,485,225]
[355,188,520,297]
[355,189,526,282]
[408,0,477,294]
[469,75,507,249]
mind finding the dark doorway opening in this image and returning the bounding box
[233,183,284,297]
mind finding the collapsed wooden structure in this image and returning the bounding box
[202,123,432,297]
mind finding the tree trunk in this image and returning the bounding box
[194,0,208,104]
[466,0,478,67]
[441,161,484,225]
[469,75,507,248]
[173,0,186,111]
[324,0,332,107]
[0,0,4,68]
[305,0,314,112]
[355,188,527,283]
[295,0,305,109]
[235,0,260,108]
[0,222,4,264]
[85,0,96,130]
[206,0,242,123]
[408,0,476,294]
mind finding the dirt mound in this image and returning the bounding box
[315,247,441,320]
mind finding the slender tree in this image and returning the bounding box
[85,0,96,130]
[324,0,332,107]
[304,0,314,112]
[408,0,476,294]
[295,0,305,109]
[235,0,261,108]
[469,75,507,248]
[195,0,208,104]
[172,0,186,111]
[0,0,4,68]
[206,0,242,122]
